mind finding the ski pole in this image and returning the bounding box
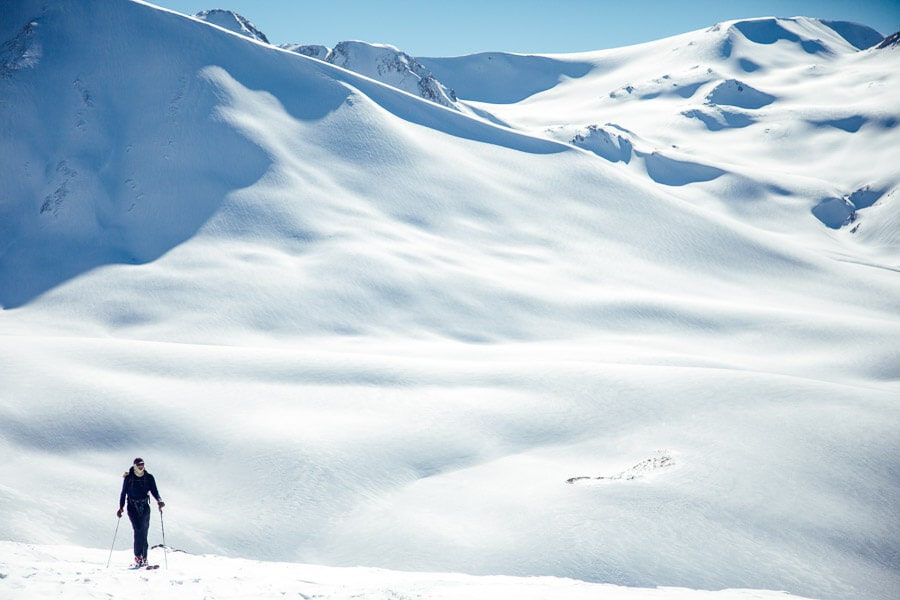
[159,504,168,570]
[106,516,121,568]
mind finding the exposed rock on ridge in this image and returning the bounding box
[284,40,460,110]
[193,9,269,44]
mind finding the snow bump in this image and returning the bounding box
[705,79,775,109]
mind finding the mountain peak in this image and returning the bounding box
[875,30,900,49]
[283,40,460,109]
[192,9,269,44]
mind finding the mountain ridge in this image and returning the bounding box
[193,8,270,44]
[1,3,899,599]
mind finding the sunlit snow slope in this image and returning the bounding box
[423,17,899,247]
[0,542,821,600]
[1,2,898,600]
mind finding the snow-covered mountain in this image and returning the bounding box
[423,17,898,240]
[325,41,459,109]
[280,39,461,111]
[279,42,329,60]
[192,11,464,111]
[191,9,269,44]
[1,2,898,600]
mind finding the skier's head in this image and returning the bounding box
[133,457,145,471]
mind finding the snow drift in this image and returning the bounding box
[1,2,898,600]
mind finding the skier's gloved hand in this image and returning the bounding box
[117,508,123,518]
[157,501,165,510]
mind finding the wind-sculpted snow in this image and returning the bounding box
[641,151,726,186]
[0,0,562,308]
[731,19,830,53]
[704,79,775,109]
[727,17,882,54]
[1,3,899,600]
[812,186,890,230]
[571,124,635,163]
[479,16,897,255]
[0,4,276,307]
[682,106,756,130]
[820,20,885,50]
[570,125,727,185]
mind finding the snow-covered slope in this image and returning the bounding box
[1,2,899,600]
[424,17,899,246]
[0,542,819,600]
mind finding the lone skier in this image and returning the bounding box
[117,457,165,567]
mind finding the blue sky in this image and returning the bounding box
[149,0,899,56]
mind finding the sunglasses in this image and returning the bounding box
[135,463,145,468]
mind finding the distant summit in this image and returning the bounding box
[279,43,329,60]
[192,9,269,43]
[329,41,458,108]
[187,13,459,110]
[875,30,900,49]
[283,40,459,110]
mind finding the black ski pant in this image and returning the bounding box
[126,499,151,560]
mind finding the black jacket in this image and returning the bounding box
[119,467,162,510]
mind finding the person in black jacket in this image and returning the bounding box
[117,457,165,566]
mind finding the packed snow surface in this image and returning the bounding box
[1,2,899,600]
[0,542,821,600]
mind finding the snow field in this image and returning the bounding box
[0,541,821,600]
[1,2,899,599]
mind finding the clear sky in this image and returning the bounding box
[147,0,900,56]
